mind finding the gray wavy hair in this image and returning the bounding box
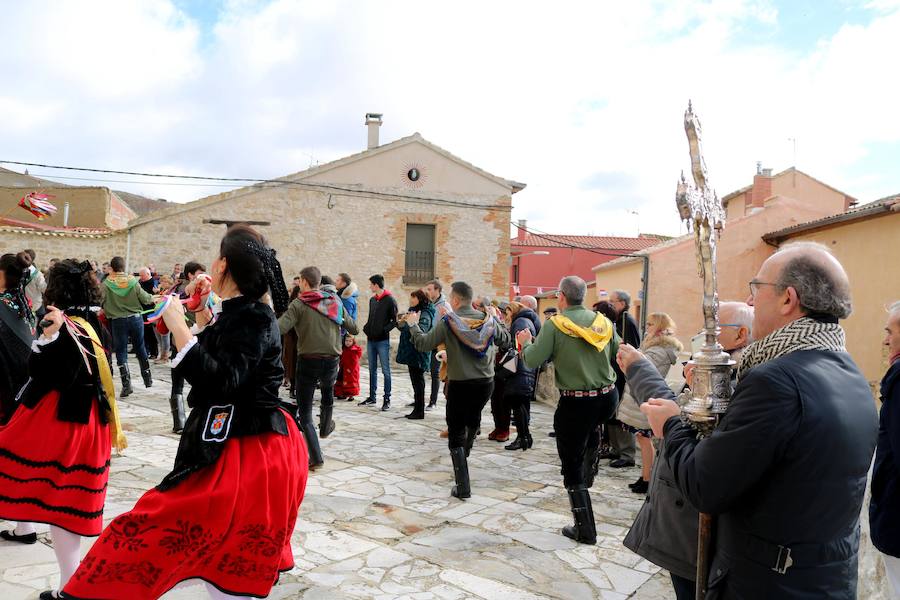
[775,242,852,319]
[558,276,587,305]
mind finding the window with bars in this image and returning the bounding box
[403,223,435,284]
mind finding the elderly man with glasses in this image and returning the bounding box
[641,242,877,599]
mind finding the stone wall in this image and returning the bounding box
[124,184,512,327]
[0,227,125,268]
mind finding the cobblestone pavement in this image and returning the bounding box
[1,357,672,599]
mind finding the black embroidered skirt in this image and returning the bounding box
[64,408,308,599]
[0,390,110,536]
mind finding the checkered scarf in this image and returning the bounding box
[737,317,846,382]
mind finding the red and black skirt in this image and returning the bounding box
[0,390,111,536]
[64,409,309,600]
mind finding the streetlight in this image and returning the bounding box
[511,250,550,293]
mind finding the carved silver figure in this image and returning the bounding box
[675,102,734,436]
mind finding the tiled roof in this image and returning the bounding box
[112,190,170,217]
[512,233,669,251]
[763,195,900,242]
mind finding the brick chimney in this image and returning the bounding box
[750,164,773,209]
[365,113,382,150]
[516,219,527,242]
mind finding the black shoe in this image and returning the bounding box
[631,479,649,494]
[1,530,37,544]
[406,401,416,407]
[426,401,437,411]
[381,400,391,411]
[628,476,643,490]
[450,447,471,499]
[609,458,636,469]
[405,411,425,420]
[358,397,376,406]
[561,487,597,545]
[504,435,533,451]
[346,396,355,402]
[548,431,556,438]
[40,591,66,600]
[599,447,618,460]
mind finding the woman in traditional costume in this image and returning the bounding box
[0,251,35,423]
[0,258,125,600]
[64,224,309,600]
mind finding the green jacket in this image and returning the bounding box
[102,273,153,319]
[521,304,619,391]
[278,298,359,357]
[409,305,510,382]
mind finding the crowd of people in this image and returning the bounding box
[0,237,897,600]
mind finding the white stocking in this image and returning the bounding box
[49,525,81,591]
[205,582,251,600]
[13,522,36,536]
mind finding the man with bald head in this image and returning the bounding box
[642,242,878,598]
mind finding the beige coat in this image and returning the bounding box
[616,342,679,431]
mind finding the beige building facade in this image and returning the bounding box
[592,167,857,347]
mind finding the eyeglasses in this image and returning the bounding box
[748,280,780,297]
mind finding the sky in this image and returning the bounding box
[2,0,899,237]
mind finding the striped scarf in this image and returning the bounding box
[444,312,496,357]
[737,317,846,382]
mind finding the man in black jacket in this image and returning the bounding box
[619,301,753,600]
[871,300,900,596]
[360,274,398,411]
[643,242,878,599]
[605,289,641,468]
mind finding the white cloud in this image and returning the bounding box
[0,0,897,237]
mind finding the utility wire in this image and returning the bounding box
[0,160,510,211]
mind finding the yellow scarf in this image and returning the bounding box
[550,313,614,353]
[70,316,128,452]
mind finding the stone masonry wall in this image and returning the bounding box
[126,185,512,329]
[0,228,126,268]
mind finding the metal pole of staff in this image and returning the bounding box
[673,102,735,600]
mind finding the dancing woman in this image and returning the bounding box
[0,251,35,423]
[64,224,309,600]
[0,259,125,600]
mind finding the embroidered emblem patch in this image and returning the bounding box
[202,404,234,442]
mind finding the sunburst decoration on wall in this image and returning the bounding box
[402,161,428,189]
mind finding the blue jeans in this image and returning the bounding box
[367,339,391,400]
[111,314,148,367]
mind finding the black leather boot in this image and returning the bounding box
[119,364,133,397]
[583,443,601,488]
[319,404,335,438]
[301,421,324,470]
[169,393,186,433]
[505,405,533,451]
[138,356,153,388]
[561,487,597,544]
[449,446,471,499]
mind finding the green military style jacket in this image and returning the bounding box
[102,272,153,319]
[521,304,619,391]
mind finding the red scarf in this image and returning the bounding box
[299,290,343,325]
[375,289,392,301]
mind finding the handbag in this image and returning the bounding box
[497,346,518,378]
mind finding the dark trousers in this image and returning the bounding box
[506,392,531,436]
[143,323,158,357]
[670,573,696,600]
[429,350,441,404]
[408,366,426,412]
[111,314,148,367]
[445,379,493,450]
[296,356,340,426]
[490,377,510,431]
[555,389,619,488]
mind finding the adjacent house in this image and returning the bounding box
[592,166,858,345]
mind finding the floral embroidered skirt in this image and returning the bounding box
[0,390,110,536]
[64,410,308,599]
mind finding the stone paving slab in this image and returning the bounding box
[1,358,671,599]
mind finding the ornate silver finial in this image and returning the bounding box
[675,102,734,435]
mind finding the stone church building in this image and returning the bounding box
[0,115,525,323]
